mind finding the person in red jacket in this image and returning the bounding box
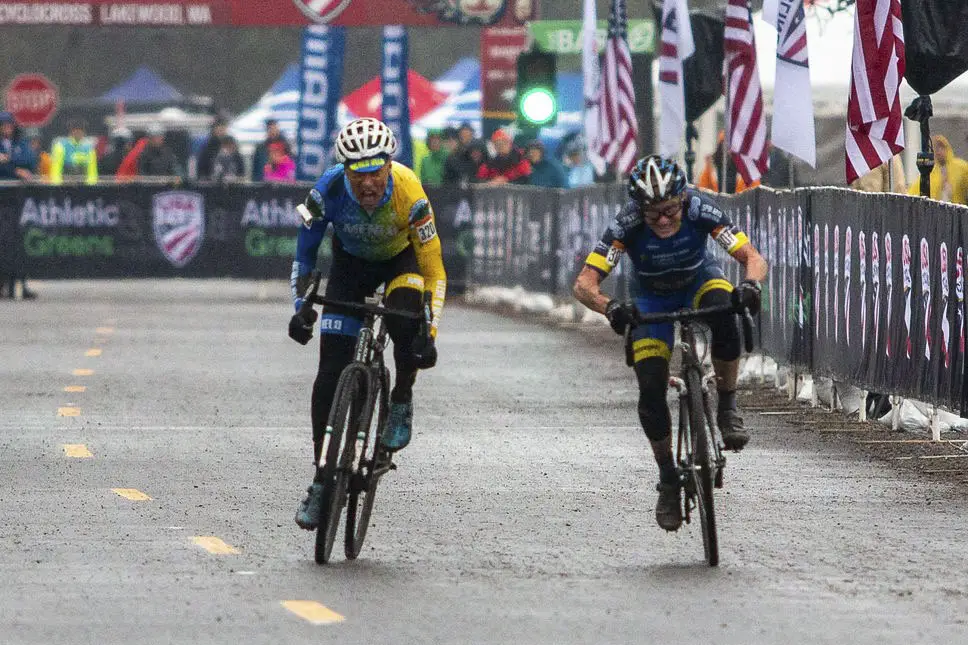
[476,129,531,185]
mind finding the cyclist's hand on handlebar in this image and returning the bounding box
[605,299,638,336]
[411,333,437,369]
[732,279,762,316]
[288,308,318,345]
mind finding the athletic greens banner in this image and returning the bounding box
[0,183,472,286]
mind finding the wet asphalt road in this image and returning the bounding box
[1,280,966,645]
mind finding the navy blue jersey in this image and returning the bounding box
[584,188,749,294]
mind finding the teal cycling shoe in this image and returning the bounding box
[382,401,413,451]
[294,482,325,530]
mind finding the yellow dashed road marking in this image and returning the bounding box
[96,327,114,335]
[64,385,87,393]
[112,488,152,501]
[57,407,81,417]
[192,536,240,555]
[63,444,93,458]
[72,369,95,376]
[85,348,102,357]
[281,601,344,625]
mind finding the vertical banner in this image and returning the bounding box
[381,25,413,168]
[296,25,346,182]
[481,26,529,138]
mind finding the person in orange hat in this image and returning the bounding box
[476,128,531,185]
[698,130,759,193]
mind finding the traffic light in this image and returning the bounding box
[516,49,557,127]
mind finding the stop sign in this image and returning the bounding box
[4,74,59,127]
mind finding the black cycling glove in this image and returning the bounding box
[288,308,318,345]
[411,333,438,369]
[732,279,762,316]
[605,299,638,336]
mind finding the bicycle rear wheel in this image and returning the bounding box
[345,366,390,560]
[315,365,366,565]
[686,367,719,567]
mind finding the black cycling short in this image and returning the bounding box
[318,238,424,337]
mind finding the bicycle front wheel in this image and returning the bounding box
[686,366,719,567]
[315,365,367,565]
[345,366,390,560]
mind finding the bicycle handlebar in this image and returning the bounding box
[307,296,422,321]
[299,270,424,322]
[624,303,756,366]
[631,303,744,325]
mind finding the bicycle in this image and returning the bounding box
[298,271,427,564]
[624,303,754,567]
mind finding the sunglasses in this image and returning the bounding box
[643,199,682,223]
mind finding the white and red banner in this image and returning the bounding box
[581,0,606,175]
[762,0,816,166]
[845,0,906,184]
[657,0,694,157]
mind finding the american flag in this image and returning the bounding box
[724,0,769,185]
[845,0,905,184]
[595,0,638,175]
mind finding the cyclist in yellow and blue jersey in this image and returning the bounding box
[573,155,767,532]
[288,118,446,530]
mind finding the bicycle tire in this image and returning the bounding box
[315,365,366,565]
[686,366,719,567]
[345,366,390,560]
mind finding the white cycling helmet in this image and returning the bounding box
[334,117,398,164]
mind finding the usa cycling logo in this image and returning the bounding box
[293,0,351,24]
[153,191,205,268]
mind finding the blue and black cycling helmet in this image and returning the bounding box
[628,155,688,206]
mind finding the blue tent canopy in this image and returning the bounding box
[98,66,185,104]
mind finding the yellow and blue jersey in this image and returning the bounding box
[293,161,447,330]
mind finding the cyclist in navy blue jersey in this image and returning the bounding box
[573,155,767,532]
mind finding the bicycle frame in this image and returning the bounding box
[673,321,727,502]
[315,298,389,482]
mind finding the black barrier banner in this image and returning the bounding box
[471,187,553,293]
[807,189,967,411]
[3,183,472,286]
[425,186,473,292]
[5,183,315,279]
[555,184,627,297]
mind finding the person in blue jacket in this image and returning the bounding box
[525,139,568,188]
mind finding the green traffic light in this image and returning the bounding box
[520,88,557,125]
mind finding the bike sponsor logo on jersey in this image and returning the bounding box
[292,0,351,24]
[153,191,205,268]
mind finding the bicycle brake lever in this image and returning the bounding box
[741,308,755,353]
